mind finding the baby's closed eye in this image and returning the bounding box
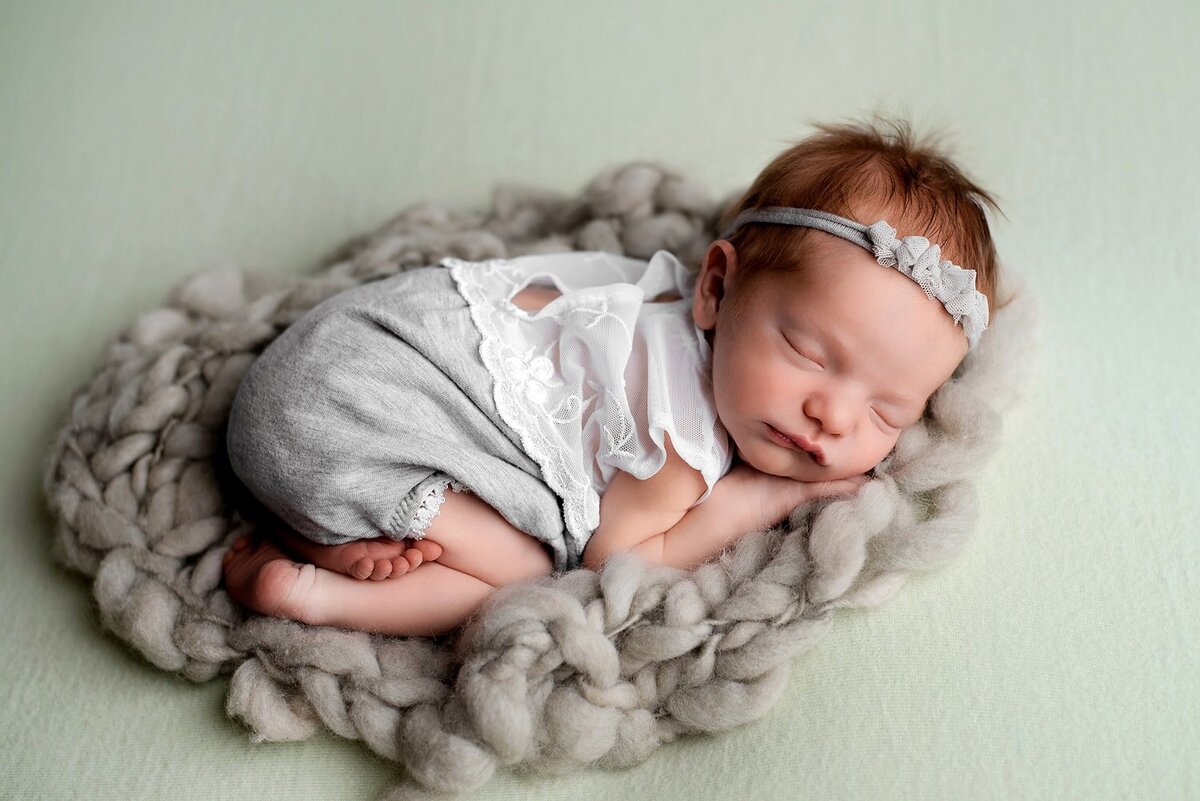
[870,408,898,429]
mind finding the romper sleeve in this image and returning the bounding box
[592,253,733,506]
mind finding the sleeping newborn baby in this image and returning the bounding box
[222,119,1006,637]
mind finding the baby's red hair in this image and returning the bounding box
[718,117,1010,312]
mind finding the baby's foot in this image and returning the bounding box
[327,537,444,580]
[266,521,443,581]
[221,537,323,624]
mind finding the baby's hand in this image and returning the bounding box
[723,463,869,532]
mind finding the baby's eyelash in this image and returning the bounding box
[782,330,908,429]
[783,333,821,366]
[871,408,899,428]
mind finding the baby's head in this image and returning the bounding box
[692,118,1005,481]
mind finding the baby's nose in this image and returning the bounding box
[805,394,855,436]
[821,412,853,437]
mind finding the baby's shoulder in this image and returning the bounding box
[650,431,710,507]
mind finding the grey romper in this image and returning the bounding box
[226,249,730,574]
[225,265,573,570]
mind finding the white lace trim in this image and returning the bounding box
[406,478,466,540]
[446,257,601,553]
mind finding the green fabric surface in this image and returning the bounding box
[2,1,1196,799]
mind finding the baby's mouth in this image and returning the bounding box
[766,425,827,465]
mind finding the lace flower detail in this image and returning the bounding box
[504,349,559,405]
[865,220,989,349]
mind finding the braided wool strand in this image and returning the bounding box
[41,161,1036,799]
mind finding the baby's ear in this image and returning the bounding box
[693,240,737,329]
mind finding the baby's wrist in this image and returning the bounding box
[713,472,774,532]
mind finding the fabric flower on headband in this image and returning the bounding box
[864,219,989,348]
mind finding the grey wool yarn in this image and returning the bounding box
[41,160,1037,799]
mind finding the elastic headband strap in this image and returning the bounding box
[719,206,990,350]
[719,207,874,247]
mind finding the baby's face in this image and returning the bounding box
[693,233,969,482]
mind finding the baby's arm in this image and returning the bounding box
[583,441,869,571]
[642,465,867,570]
[581,433,708,570]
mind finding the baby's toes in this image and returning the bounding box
[410,539,443,562]
[351,557,375,580]
[401,548,426,572]
[368,558,393,581]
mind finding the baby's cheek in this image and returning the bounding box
[741,369,790,410]
[872,431,904,466]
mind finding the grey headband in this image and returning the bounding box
[719,206,989,349]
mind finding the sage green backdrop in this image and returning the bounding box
[2,2,1196,799]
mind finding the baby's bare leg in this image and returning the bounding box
[222,490,554,636]
[312,561,497,636]
[418,489,554,586]
[269,488,551,585]
[223,538,498,637]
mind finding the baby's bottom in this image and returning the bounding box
[223,488,555,636]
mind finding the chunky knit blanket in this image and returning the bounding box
[41,161,1036,799]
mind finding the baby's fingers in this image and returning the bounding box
[810,475,869,499]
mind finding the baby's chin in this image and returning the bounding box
[735,442,876,482]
